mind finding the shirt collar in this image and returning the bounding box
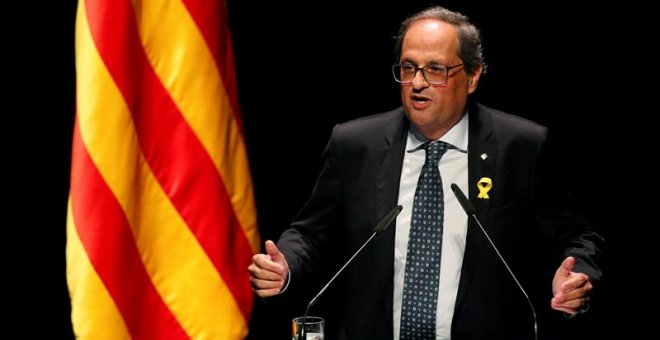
[407,112,469,153]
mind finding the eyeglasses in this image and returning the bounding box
[392,63,464,86]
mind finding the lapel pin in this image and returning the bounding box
[477,177,492,199]
[480,153,488,160]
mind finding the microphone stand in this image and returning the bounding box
[450,183,538,340]
[299,205,402,340]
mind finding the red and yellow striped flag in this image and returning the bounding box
[66,0,259,338]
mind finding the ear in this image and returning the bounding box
[467,64,483,94]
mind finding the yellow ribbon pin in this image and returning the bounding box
[477,177,492,199]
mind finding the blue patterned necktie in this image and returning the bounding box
[400,141,449,340]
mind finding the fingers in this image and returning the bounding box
[555,281,592,302]
[551,295,590,314]
[561,256,575,270]
[253,287,282,298]
[250,253,285,276]
[248,257,284,280]
[551,271,593,315]
[552,256,580,295]
[249,275,286,297]
[265,240,279,257]
[555,256,575,277]
[247,240,290,298]
[552,283,592,305]
[250,276,284,290]
[265,240,285,265]
[552,294,591,308]
[559,273,591,294]
[247,255,287,297]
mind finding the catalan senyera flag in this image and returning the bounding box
[66,0,260,338]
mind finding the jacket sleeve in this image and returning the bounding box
[277,123,344,287]
[531,129,605,284]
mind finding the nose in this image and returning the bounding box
[411,69,430,90]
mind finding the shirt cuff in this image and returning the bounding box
[279,268,292,294]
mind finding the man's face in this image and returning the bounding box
[399,19,481,139]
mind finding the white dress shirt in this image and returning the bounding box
[393,113,469,340]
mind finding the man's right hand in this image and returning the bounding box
[248,240,289,297]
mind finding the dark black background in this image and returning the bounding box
[19,0,646,338]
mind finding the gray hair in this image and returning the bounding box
[394,6,487,74]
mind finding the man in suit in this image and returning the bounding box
[248,6,603,340]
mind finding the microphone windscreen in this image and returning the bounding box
[451,183,476,215]
[373,205,403,234]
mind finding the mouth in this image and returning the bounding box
[410,94,431,109]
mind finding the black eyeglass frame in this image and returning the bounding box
[392,63,464,86]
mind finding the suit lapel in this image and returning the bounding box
[454,105,497,309]
[374,110,407,338]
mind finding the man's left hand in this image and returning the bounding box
[551,256,593,315]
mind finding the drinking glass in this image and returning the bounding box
[292,316,324,340]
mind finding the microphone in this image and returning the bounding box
[450,183,538,340]
[299,205,403,340]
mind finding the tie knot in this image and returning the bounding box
[424,141,449,165]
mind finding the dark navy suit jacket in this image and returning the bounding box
[278,102,604,339]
